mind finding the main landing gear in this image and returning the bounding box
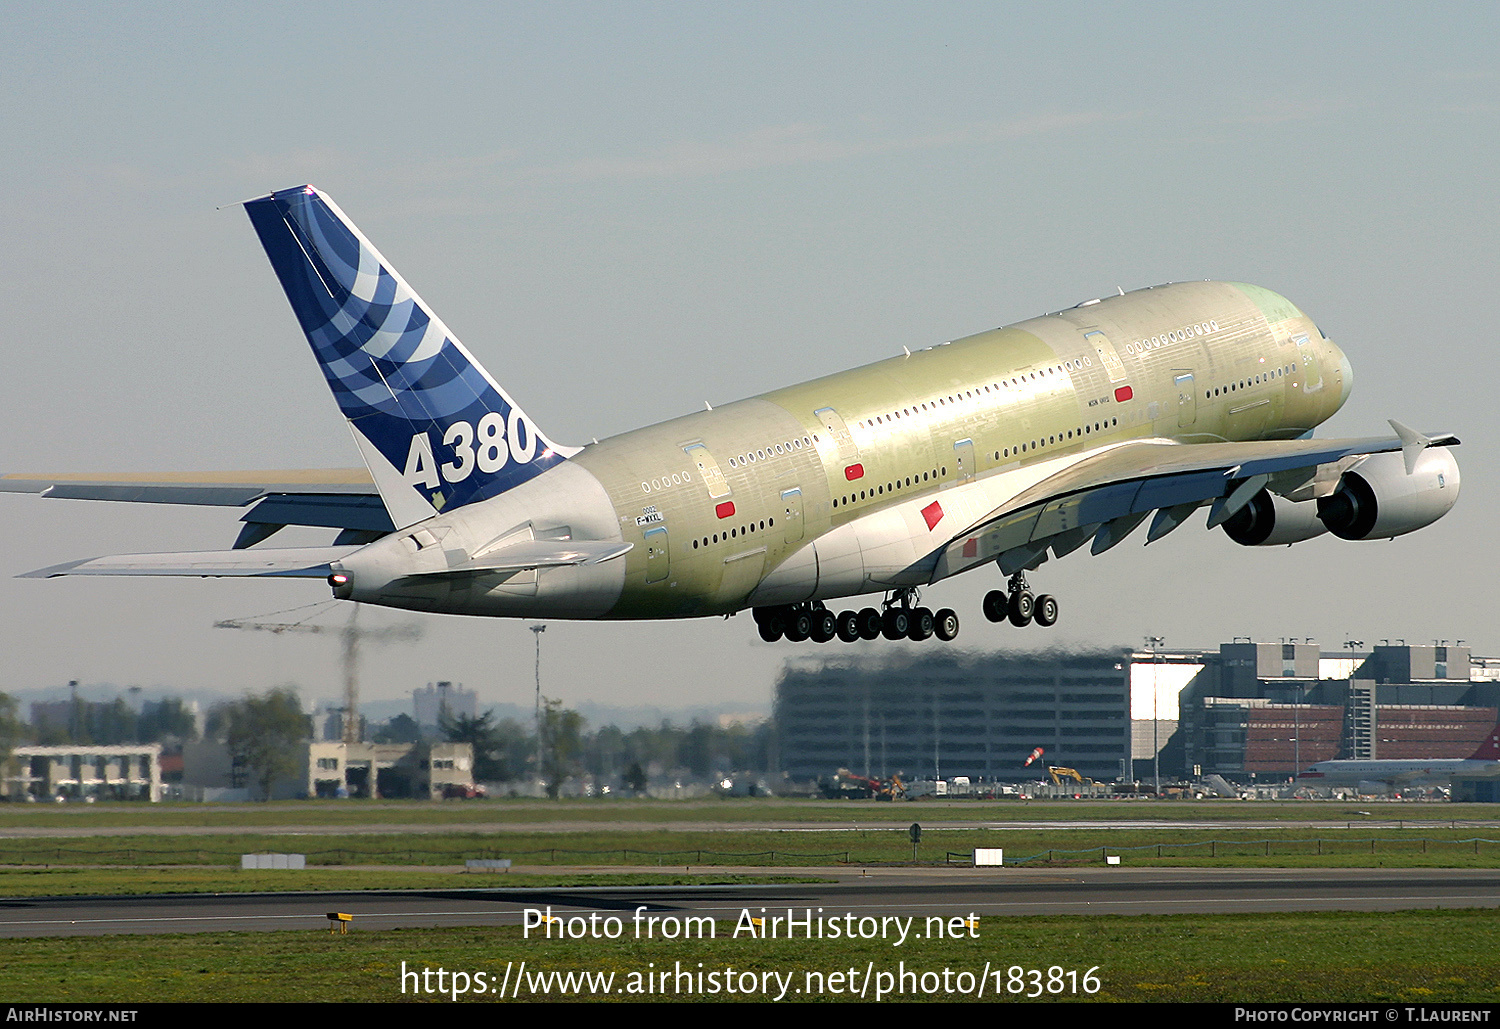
[983,572,1058,628]
[754,590,960,644]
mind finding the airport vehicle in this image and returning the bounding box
[6,185,1462,643]
[1047,767,1096,787]
[1297,726,1500,789]
[820,769,907,801]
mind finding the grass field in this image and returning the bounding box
[1,909,1495,1002]
[0,866,830,896]
[1,798,1498,901]
[2,825,1498,882]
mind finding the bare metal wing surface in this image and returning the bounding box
[931,423,1461,580]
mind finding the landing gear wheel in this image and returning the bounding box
[810,609,837,643]
[857,608,883,641]
[1008,590,1034,627]
[837,610,861,643]
[882,608,911,640]
[982,590,1007,623]
[934,608,960,641]
[1034,594,1058,627]
[785,610,813,642]
[757,618,783,642]
[908,607,935,641]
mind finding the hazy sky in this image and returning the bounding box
[2,3,1496,720]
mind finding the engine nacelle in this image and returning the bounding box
[1221,490,1328,546]
[1316,447,1460,540]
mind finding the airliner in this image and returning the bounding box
[5,185,1462,644]
[1297,727,1500,789]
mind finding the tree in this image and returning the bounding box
[441,712,501,780]
[0,693,24,785]
[223,688,310,800]
[138,698,197,746]
[93,698,138,745]
[540,698,585,798]
[623,761,648,795]
[441,711,496,750]
[490,717,533,783]
[374,712,422,745]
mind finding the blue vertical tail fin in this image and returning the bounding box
[243,185,575,529]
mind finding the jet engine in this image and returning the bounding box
[1221,490,1328,546]
[1315,447,1460,540]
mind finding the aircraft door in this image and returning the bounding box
[643,526,669,584]
[1173,371,1197,428]
[1294,334,1323,394]
[781,487,804,544]
[684,444,731,499]
[814,408,860,461]
[954,438,977,483]
[1084,330,1127,383]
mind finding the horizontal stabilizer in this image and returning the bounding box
[0,470,375,505]
[0,472,392,544]
[22,546,361,579]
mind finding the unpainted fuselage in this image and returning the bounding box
[334,280,1350,619]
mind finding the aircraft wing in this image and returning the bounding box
[932,422,1459,579]
[0,469,389,549]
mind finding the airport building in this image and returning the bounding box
[181,740,474,801]
[774,640,1500,786]
[1178,642,1500,779]
[3,745,163,802]
[774,650,1132,783]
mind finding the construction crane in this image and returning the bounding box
[214,604,422,744]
